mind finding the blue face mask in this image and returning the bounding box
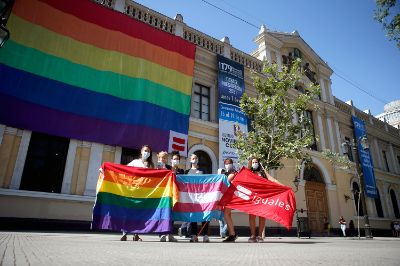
[142,151,150,160]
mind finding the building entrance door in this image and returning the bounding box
[305,181,329,233]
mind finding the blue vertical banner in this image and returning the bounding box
[352,116,378,198]
[217,55,247,168]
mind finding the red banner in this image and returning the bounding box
[219,167,296,229]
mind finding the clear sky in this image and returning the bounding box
[135,0,400,116]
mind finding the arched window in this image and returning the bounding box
[303,164,324,183]
[374,189,384,218]
[194,150,212,174]
[352,182,364,216]
[390,189,400,218]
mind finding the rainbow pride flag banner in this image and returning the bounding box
[173,174,230,222]
[0,0,195,151]
[92,162,178,234]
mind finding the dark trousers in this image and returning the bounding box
[191,222,209,236]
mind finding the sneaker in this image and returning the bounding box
[159,235,167,242]
[248,236,257,243]
[190,235,199,242]
[167,234,178,242]
[256,236,264,242]
[120,234,127,241]
[222,235,236,242]
[133,234,142,241]
[203,235,210,243]
[178,228,183,237]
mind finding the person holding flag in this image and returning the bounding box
[247,157,283,243]
[222,158,239,243]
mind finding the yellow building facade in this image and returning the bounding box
[0,0,399,235]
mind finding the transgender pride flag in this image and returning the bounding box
[173,174,230,222]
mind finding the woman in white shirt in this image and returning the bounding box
[121,145,154,241]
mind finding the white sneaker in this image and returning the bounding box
[159,235,167,242]
[203,235,210,243]
[167,234,178,242]
[190,235,198,242]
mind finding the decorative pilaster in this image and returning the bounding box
[9,130,32,190]
[61,139,78,194]
[84,143,104,196]
[319,78,327,102]
[316,112,326,150]
[326,117,335,152]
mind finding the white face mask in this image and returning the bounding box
[252,162,259,170]
[191,159,198,165]
[171,159,180,167]
[142,151,150,160]
[225,164,233,171]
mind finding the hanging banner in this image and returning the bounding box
[352,116,378,198]
[217,55,247,168]
[0,0,195,152]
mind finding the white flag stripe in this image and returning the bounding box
[178,191,223,204]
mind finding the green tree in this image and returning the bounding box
[234,59,320,171]
[374,0,400,48]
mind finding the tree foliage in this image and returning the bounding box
[234,59,320,171]
[374,0,400,48]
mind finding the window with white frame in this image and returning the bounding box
[192,83,210,121]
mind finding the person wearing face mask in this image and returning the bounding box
[159,150,181,242]
[127,145,154,168]
[222,158,239,242]
[185,154,209,242]
[122,145,154,242]
[247,157,282,243]
[156,151,171,170]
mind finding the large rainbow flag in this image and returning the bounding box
[92,162,178,233]
[0,0,196,151]
[173,174,229,222]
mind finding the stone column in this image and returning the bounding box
[326,80,334,105]
[382,183,394,218]
[319,77,327,102]
[316,112,326,150]
[61,139,78,194]
[388,144,399,173]
[373,138,383,169]
[334,119,342,155]
[276,50,282,67]
[84,143,104,196]
[326,117,336,152]
[9,130,31,190]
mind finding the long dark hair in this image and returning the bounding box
[141,145,154,169]
[247,157,265,177]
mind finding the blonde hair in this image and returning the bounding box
[157,151,168,158]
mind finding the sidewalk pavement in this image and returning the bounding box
[1,231,399,265]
